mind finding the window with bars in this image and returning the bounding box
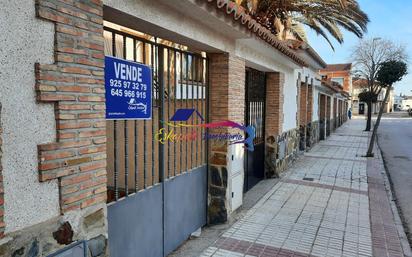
[103,22,208,203]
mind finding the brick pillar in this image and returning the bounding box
[299,79,308,126]
[265,72,284,137]
[264,72,284,178]
[326,96,331,136]
[299,77,308,151]
[306,81,313,148]
[307,82,313,124]
[35,0,106,213]
[296,74,301,128]
[333,97,337,129]
[208,53,245,224]
[0,104,4,238]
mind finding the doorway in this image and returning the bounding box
[244,68,266,192]
[359,103,365,115]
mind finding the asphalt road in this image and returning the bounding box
[377,112,412,242]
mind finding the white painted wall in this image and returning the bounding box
[0,0,59,232]
[401,99,412,110]
[104,0,237,53]
[312,87,320,122]
[283,72,299,132]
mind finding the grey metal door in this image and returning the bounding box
[104,25,208,257]
[244,68,266,192]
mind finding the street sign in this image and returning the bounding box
[105,56,152,120]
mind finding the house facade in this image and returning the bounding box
[320,63,352,96]
[401,96,412,110]
[352,78,394,115]
[0,0,349,256]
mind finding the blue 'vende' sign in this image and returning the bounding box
[105,56,152,120]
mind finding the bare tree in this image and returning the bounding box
[351,38,407,131]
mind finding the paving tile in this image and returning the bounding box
[197,121,407,257]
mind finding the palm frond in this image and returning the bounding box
[236,0,369,50]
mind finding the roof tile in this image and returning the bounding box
[206,0,308,66]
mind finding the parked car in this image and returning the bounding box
[408,108,412,116]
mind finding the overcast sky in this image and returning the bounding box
[307,0,412,95]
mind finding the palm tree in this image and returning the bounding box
[235,0,369,50]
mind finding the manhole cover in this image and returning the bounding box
[303,177,314,181]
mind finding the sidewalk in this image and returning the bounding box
[192,119,409,257]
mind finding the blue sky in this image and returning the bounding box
[307,0,412,95]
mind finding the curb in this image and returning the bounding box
[370,139,412,257]
[375,139,412,257]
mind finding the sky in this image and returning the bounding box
[306,0,412,96]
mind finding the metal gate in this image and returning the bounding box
[103,24,208,257]
[244,68,266,192]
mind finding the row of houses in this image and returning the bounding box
[352,77,395,115]
[394,94,412,111]
[0,0,350,256]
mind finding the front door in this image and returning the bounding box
[244,68,266,192]
[359,103,365,114]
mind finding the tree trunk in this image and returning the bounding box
[366,87,391,157]
[365,101,372,131]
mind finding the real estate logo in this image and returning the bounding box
[155,108,256,151]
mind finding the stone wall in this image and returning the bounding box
[299,125,306,151]
[265,128,299,178]
[0,205,107,257]
[307,121,319,148]
[0,104,4,238]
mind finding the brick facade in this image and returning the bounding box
[35,0,106,213]
[299,79,308,126]
[307,81,313,125]
[265,72,284,137]
[208,53,245,224]
[0,104,4,238]
[265,72,299,177]
[326,96,331,136]
[298,78,308,151]
[305,82,314,148]
[333,97,337,130]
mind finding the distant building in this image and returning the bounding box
[352,78,394,115]
[394,94,403,110]
[320,63,353,94]
[401,96,412,110]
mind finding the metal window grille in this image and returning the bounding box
[104,26,208,203]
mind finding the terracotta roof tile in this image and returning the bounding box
[206,0,308,67]
[321,63,352,72]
